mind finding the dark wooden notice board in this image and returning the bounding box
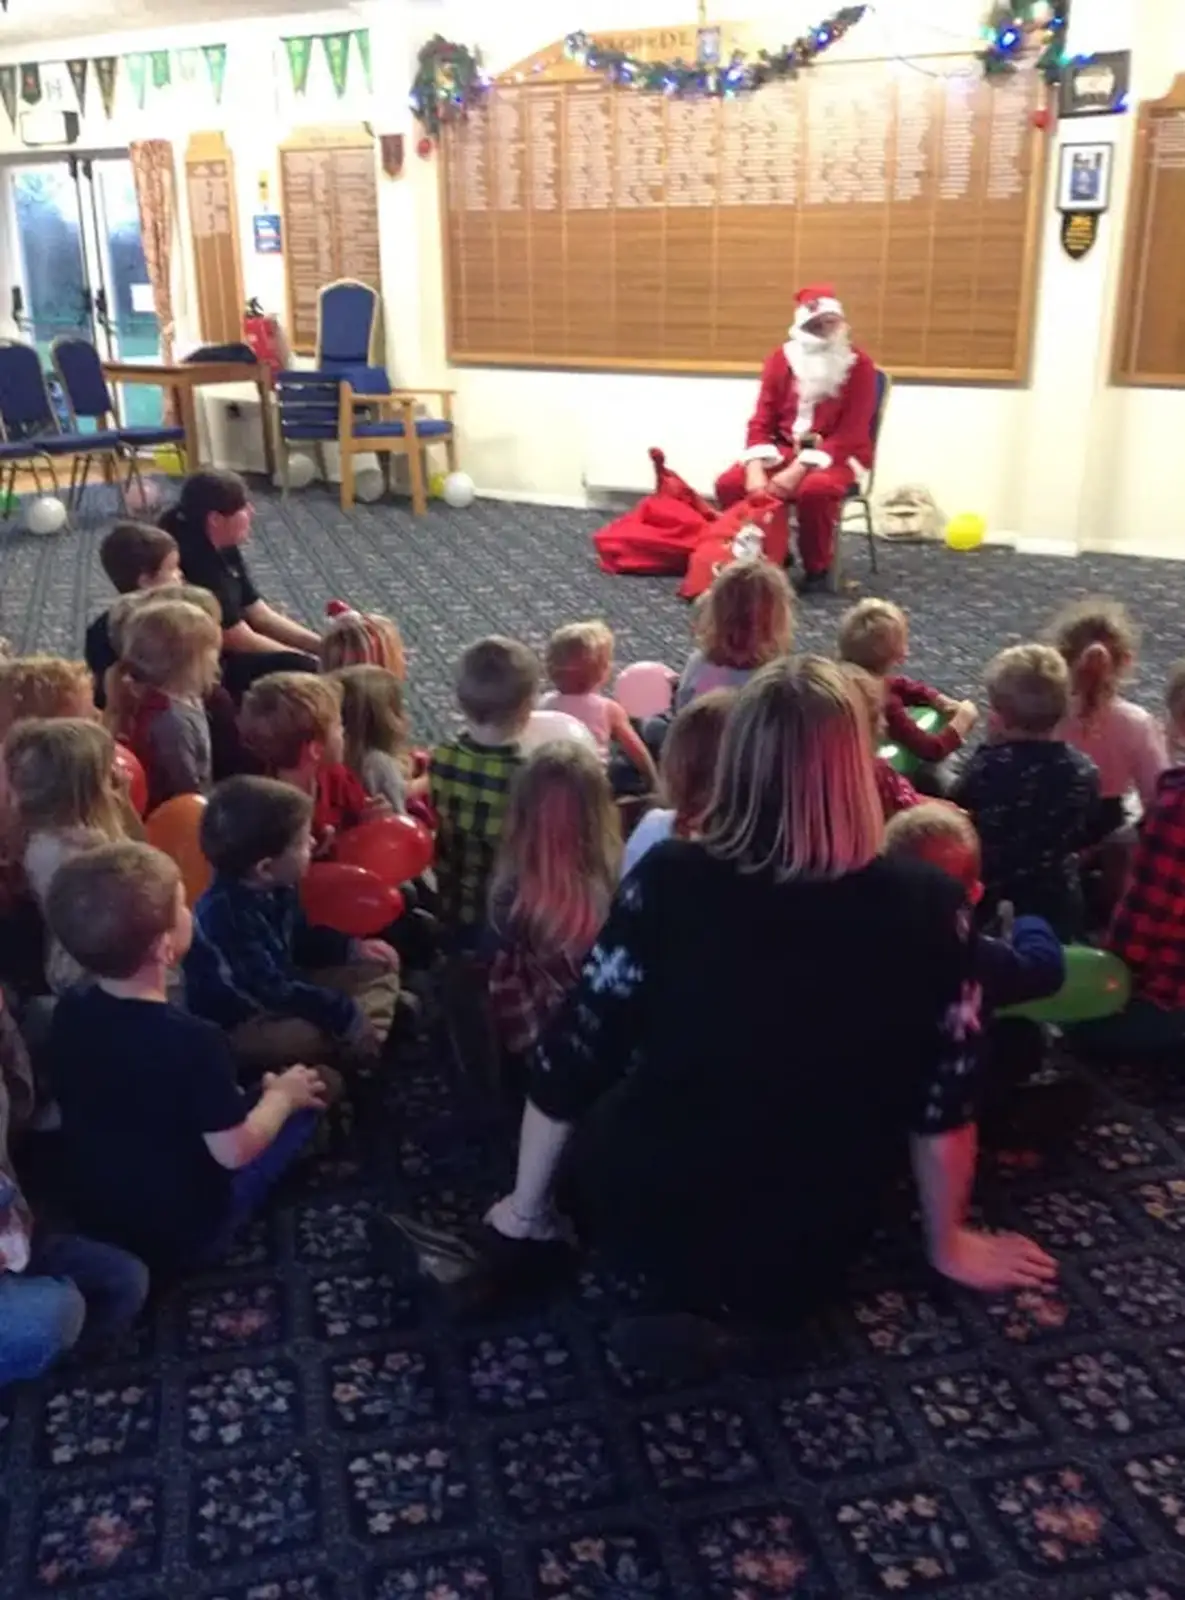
[279,126,382,356]
[440,30,1047,380]
[1113,74,1185,387]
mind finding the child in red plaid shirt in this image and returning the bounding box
[1074,763,1185,1058]
[488,743,620,1063]
[838,599,978,772]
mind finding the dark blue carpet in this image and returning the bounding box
[2,485,1185,1600]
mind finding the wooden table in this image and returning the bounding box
[102,360,275,479]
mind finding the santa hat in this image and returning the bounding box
[791,283,844,333]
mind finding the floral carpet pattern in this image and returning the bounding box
[2,487,1185,1597]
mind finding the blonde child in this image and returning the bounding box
[622,689,735,875]
[107,600,223,811]
[489,742,621,1057]
[1047,597,1166,811]
[540,621,657,788]
[335,664,411,813]
[240,671,382,844]
[321,607,407,680]
[840,662,925,821]
[676,561,794,710]
[3,719,129,993]
[0,656,95,738]
[838,598,977,767]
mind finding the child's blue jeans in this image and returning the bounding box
[0,1233,149,1388]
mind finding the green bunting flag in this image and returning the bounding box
[203,43,227,104]
[66,59,88,114]
[0,66,16,129]
[124,52,148,110]
[283,35,314,95]
[150,50,171,90]
[94,57,119,118]
[322,31,352,98]
[176,48,201,84]
[20,63,41,105]
[355,28,372,91]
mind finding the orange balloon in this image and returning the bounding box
[113,742,148,818]
[302,862,404,936]
[334,814,434,885]
[144,793,211,906]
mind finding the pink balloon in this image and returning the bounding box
[614,661,676,720]
[520,709,597,755]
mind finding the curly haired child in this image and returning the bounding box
[541,621,657,788]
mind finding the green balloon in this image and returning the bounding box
[998,944,1131,1024]
[878,707,945,778]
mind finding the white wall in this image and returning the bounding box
[1,0,1182,553]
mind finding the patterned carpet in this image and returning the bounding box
[3,485,1185,1600]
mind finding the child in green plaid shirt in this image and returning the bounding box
[430,637,540,937]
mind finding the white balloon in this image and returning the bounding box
[519,709,598,755]
[276,452,316,491]
[25,496,67,536]
[442,470,476,509]
[355,467,385,504]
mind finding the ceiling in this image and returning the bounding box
[0,0,353,51]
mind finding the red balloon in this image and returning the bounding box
[301,863,404,938]
[333,814,434,885]
[113,741,148,818]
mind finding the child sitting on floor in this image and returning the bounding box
[840,663,925,821]
[45,841,327,1271]
[431,636,540,938]
[335,664,411,813]
[85,520,182,704]
[0,655,96,736]
[489,743,620,1062]
[239,672,383,847]
[107,586,249,782]
[0,982,148,1383]
[321,605,406,679]
[1047,596,1166,813]
[838,598,978,772]
[540,621,657,789]
[107,600,223,810]
[676,561,794,711]
[184,776,399,1076]
[623,688,736,875]
[952,644,1111,939]
[4,719,130,995]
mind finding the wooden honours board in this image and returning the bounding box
[1113,75,1185,387]
[441,34,1046,380]
[279,126,382,356]
[185,133,245,345]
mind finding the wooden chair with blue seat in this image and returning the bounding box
[51,335,187,493]
[827,366,892,592]
[338,369,457,513]
[0,341,124,515]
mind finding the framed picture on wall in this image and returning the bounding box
[1057,141,1113,213]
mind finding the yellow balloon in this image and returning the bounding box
[428,472,448,499]
[945,512,987,552]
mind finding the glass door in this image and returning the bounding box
[5,153,163,425]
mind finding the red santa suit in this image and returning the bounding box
[715,286,878,577]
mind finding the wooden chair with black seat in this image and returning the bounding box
[337,372,457,513]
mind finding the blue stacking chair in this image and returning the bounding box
[829,367,892,591]
[52,336,187,493]
[0,341,123,516]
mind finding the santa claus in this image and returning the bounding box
[715,284,878,594]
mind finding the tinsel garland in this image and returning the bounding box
[409,34,486,137]
[980,0,1070,83]
[562,6,867,96]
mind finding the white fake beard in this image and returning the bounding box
[787,329,856,404]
